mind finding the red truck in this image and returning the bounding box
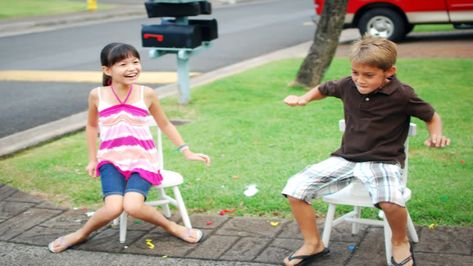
[315,0,473,41]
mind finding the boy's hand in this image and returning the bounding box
[284,95,308,106]
[424,135,451,148]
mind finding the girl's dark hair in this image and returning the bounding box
[100,43,141,86]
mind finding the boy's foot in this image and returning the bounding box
[169,222,204,243]
[284,244,329,266]
[392,241,415,266]
[48,232,87,253]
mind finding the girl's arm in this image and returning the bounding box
[146,87,210,165]
[424,112,450,148]
[284,85,327,106]
[86,89,100,177]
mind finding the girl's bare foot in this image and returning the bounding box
[48,231,87,253]
[168,221,204,243]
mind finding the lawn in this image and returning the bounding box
[0,0,113,20]
[0,58,472,226]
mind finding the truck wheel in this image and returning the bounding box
[358,8,406,41]
[405,23,414,34]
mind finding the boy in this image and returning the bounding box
[281,36,450,266]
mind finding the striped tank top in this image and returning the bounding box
[95,85,162,185]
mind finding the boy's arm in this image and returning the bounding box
[424,112,451,148]
[284,85,326,106]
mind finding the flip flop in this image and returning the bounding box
[48,236,72,253]
[391,242,416,266]
[286,247,330,266]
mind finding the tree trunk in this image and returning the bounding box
[295,0,349,88]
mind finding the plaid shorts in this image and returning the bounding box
[281,156,406,208]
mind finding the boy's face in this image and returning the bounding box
[351,63,396,95]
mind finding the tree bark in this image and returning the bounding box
[294,0,349,88]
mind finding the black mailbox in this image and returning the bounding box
[142,24,203,48]
[145,1,211,17]
[176,19,218,42]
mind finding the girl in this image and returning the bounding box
[48,43,211,253]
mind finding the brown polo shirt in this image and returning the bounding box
[318,76,435,166]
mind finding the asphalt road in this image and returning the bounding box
[0,0,315,138]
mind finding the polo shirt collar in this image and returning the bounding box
[377,75,400,95]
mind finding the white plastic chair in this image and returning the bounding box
[116,117,192,243]
[321,120,419,264]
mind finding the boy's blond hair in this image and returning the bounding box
[349,35,397,71]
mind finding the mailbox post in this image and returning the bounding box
[142,0,218,104]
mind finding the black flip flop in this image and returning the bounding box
[391,242,416,266]
[286,247,330,266]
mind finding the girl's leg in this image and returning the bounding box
[123,192,202,243]
[49,164,127,253]
[49,195,124,252]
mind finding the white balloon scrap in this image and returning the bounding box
[244,184,259,197]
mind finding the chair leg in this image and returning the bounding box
[406,210,419,243]
[383,216,393,265]
[157,187,172,218]
[352,206,361,235]
[172,186,192,228]
[119,212,128,244]
[322,203,336,247]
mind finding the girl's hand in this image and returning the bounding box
[183,150,211,166]
[283,95,308,106]
[424,135,451,148]
[86,160,98,178]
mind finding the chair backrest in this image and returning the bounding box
[338,119,416,185]
[147,116,164,170]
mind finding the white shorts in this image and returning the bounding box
[281,156,406,208]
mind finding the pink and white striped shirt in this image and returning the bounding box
[95,85,162,185]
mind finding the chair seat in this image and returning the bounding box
[323,181,412,207]
[157,169,184,188]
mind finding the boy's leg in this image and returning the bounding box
[123,173,202,243]
[379,202,412,265]
[284,196,325,265]
[281,157,354,265]
[355,162,413,265]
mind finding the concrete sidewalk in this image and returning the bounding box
[1,184,472,265]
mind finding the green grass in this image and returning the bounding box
[413,24,455,33]
[0,0,113,20]
[1,58,472,226]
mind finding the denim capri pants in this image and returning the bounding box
[99,163,152,199]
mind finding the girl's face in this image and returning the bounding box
[104,56,141,86]
[351,63,396,95]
